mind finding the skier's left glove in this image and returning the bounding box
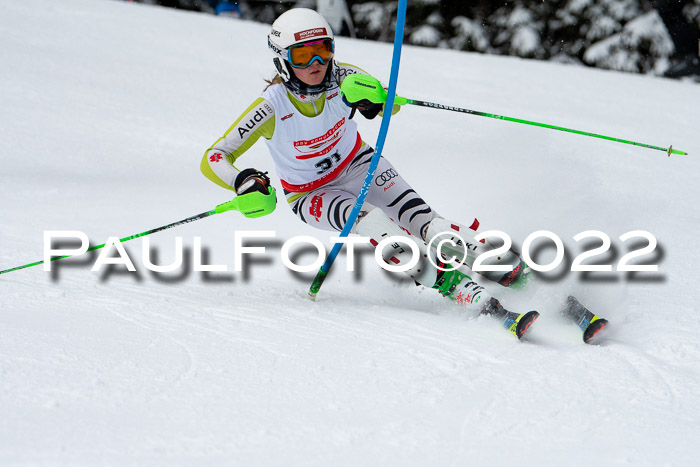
[341,74,388,120]
[342,96,384,120]
[232,168,277,218]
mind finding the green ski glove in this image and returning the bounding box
[341,74,388,105]
[229,169,277,218]
[341,74,403,119]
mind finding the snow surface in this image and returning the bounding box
[1,0,700,465]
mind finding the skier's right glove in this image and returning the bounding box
[232,168,277,218]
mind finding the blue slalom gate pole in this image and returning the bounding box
[308,0,408,300]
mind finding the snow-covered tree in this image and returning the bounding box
[350,0,700,75]
[125,0,700,75]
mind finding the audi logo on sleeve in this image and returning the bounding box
[375,168,398,186]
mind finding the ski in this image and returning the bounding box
[483,298,539,340]
[561,295,609,344]
[504,310,540,340]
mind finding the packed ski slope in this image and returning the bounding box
[1,0,699,465]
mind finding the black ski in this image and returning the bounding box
[483,298,539,340]
[561,295,609,344]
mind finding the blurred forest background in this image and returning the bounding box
[123,0,700,75]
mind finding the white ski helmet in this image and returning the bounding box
[268,8,336,94]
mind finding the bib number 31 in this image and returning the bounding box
[315,152,342,175]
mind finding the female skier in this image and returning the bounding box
[201,8,552,339]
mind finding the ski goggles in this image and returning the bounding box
[287,39,334,69]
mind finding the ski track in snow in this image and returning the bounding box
[1,0,700,465]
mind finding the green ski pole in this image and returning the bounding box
[0,193,266,275]
[393,96,687,156]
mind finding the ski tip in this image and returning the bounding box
[308,291,318,302]
[583,318,609,344]
[515,310,540,340]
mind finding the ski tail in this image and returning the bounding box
[562,296,609,344]
[582,316,609,344]
[483,298,539,340]
[509,310,540,340]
